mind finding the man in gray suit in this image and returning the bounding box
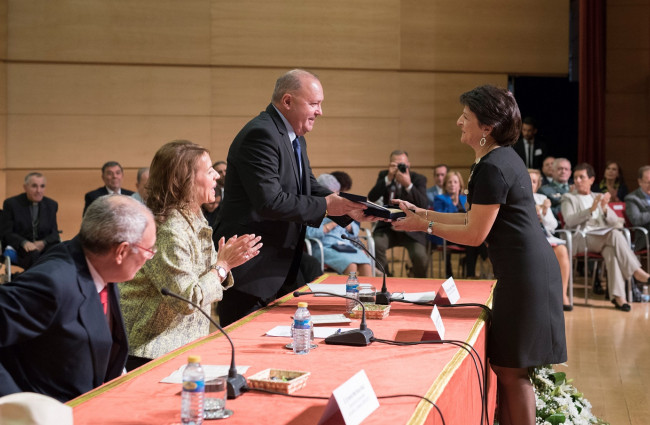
[539,158,573,218]
[625,165,650,250]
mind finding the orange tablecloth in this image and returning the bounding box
[70,275,496,425]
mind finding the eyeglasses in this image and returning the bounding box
[133,243,157,259]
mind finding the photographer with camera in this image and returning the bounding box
[368,150,429,277]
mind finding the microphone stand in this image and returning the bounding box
[341,234,391,305]
[293,290,373,346]
[160,288,247,399]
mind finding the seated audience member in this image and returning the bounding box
[203,161,226,232]
[119,141,262,370]
[331,170,352,192]
[83,161,134,215]
[214,160,227,202]
[529,169,572,310]
[0,195,155,402]
[1,172,60,270]
[513,116,548,169]
[561,163,650,312]
[539,157,573,217]
[368,150,429,277]
[426,164,448,207]
[433,171,488,278]
[625,165,650,250]
[592,160,628,202]
[306,174,372,276]
[131,167,150,204]
[541,156,555,186]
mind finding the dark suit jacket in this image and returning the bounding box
[625,187,650,249]
[215,104,348,300]
[0,237,128,402]
[368,169,429,245]
[83,187,134,215]
[512,138,548,170]
[2,193,60,250]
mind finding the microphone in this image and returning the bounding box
[160,288,247,399]
[341,234,391,305]
[293,291,373,346]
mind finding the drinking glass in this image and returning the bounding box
[204,376,232,419]
[358,284,376,305]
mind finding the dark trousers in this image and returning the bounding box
[217,289,275,327]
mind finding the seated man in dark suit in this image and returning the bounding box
[368,150,429,277]
[625,165,650,250]
[539,157,573,218]
[83,161,134,215]
[0,195,156,402]
[2,172,61,270]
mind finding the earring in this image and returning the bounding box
[479,136,487,147]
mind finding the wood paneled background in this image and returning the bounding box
[0,0,573,239]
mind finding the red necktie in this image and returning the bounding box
[99,286,109,316]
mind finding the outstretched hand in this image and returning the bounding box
[391,201,427,232]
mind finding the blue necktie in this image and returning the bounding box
[292,138,303,192]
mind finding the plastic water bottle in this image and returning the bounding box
[181,355,205,424]
[643,285,650,303]
[293,302,312,355]
[345,271,359,313]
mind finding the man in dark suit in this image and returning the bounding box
[513,117,547,169]
[368,150,430,277]
[0,195,156,402]
[625,165,650,250]
[83,161,134,215]
[2,172,60,270]
[214,69,366,326]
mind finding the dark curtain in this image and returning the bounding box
[578,0,606,177]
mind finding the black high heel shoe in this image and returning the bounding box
[611,299,631,312]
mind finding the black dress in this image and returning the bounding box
[467,147,566,368]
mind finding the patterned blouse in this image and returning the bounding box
[119,208,233,359]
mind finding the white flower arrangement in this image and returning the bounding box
[531,365,608,425]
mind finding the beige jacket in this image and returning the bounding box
[120,209,233,359]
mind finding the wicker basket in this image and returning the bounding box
[349,304,390,319]
[247,368,310,394]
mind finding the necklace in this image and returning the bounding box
[464,144,500,195]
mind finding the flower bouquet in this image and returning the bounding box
[531,365,608,425]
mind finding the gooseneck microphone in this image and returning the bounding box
[293,290,373,346]
[160,288,247,399]
[341,234,391,305]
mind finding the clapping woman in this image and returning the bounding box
[393,85,566,425]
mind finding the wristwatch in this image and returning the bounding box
[426,221,434,234]
[211,264,228,282]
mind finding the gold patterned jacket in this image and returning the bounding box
[119,208,233,359]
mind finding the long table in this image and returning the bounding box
[69,275,496,424]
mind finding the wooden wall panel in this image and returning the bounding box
[606,49,649,93]
[8,0,212,64]
[211,0,400,69]
[607,4,649,49]
[8,64,211,116]
[0,0,6,60]
[401,0,569,74]
[605,94,648,137]
[6,116,211,169]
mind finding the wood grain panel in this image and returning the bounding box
[6,115,211,169]
[8,64,211,115]
[0,0,6,60]
[606,49,650,93]
[607,4,650,50]
[401,0,569,74]
[211,0,400,69]
[8,0,212,64]
[605,137,650,182]
[605,93,648,137]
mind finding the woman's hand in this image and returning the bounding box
[391,201,428,232]
[390,198,421,213]
[215,234,263,272]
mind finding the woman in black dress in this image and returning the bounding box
[393,85,566,425]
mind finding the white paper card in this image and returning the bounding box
[310,314,351,325]
[265,325,345,339]
[441,277,460,304]
[332,370,379,425]
[307,283,347,296]
[430,305,446,340]
[160,364,250,384]
[392,291,437,303]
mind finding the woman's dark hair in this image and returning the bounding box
[459,85,522,146]
[603,160,625,186]
[330,171,352,192]
[574,162,595,178]
[146,140,209,225]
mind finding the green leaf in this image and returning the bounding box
[550,372,566,385]
[544,413,566,424]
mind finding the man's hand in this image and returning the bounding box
[347,209,386,223]
[23,241,39,252]
[387,161,399,182]
[394,166,412,188]
[325,194,365,217]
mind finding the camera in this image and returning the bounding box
[397,163,408,173]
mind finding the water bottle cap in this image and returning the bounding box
[297,302,308,308]
[187,355,201,363]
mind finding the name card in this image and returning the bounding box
[429,305,446,340]
[433,277,460,305]
[317,370,379,425]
